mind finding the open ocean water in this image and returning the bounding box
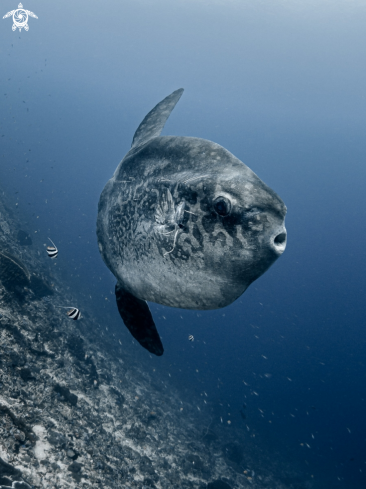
[1,1,366,487]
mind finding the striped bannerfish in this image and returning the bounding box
[46,238,58,259]
[188,335,194,342]
[66,308,81,320]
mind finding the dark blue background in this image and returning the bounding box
[1,1,365,487]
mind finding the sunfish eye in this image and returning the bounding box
[213,196,231,217]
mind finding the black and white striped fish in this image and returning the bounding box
[46,238,58,259]
[66,307,81,320]
[188,335,194,342]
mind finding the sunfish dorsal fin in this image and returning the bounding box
[131,88,184,150]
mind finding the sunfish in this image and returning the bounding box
[97,89,287,356]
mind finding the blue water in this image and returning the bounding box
[1,1,366,487]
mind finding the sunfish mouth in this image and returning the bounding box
[271,227,287,256]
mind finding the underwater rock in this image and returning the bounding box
[29,274,54,299]
[186,453,205,472]
[0,457,22,486]
[16,230,32,246]
[68,461,83,482]
[7,352,25,368]
[109,386,125,406]
[47,430,66,448]
[66,335,85,361]
[127,424,147,441]
[0,250,30,293]
[53,383,78,406]
[207,480,232,489]
[19,368,35,382]
[139,456,156,479]
[142,478,157,488]
[66,449,78,460]
[68,461,82,473]
[223,442,244,466]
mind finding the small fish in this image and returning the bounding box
[66,308,81,320]
[57,306,81,320]
[188,335,194,342]
[46,238,58,259]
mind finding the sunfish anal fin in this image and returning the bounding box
[131,88,184,150]
[115,283,164,356]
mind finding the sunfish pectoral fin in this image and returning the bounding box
[115,283,164,356]
[131,88,184,150]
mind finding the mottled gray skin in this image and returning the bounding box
[97,89,287,311]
